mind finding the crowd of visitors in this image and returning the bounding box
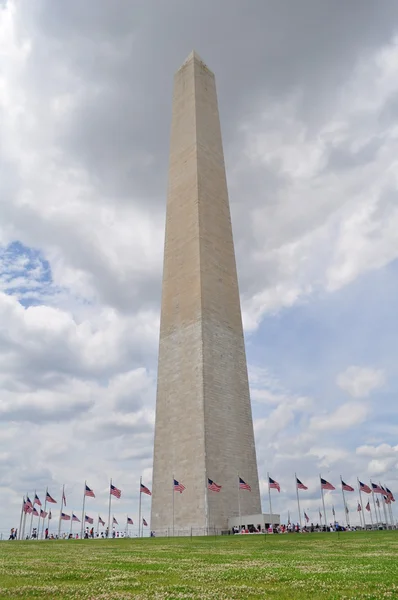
[233,522,359,534]
[8,526,136,540]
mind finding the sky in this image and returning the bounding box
[1,0,398,535]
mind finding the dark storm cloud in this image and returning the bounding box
[20,0,398,203]
[4,0,397,318]
[325,137,383,172]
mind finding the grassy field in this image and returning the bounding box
[0,531,397,599]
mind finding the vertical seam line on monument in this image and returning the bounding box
[193,55,209,532]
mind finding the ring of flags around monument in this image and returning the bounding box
[19,479,152,540]
[18,473,395,539]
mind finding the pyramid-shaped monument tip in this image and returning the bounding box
[180,50,210,70]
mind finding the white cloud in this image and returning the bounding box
[237,38,398,328]
[337,366,385,398]
[309,402,369,431]
[356,443,398,458]
[367,458,398,476]
[308,447,349,467]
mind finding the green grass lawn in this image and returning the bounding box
[0,531,397,599]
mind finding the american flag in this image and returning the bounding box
[72,514,80,522]
[61,512,70,521]
[46,492,57,504]
[332,506,336,517]
[320,478,335,491]
[110,484,121,499]
[142,518,148,526]
[34,493,42,506]
[40,509,48,518]
[85,484,95,498]
[345,505,349,514]
[127,517,134,525]
[296,477,308,490]
[85,515,94,524]
[304,512,309,523]
[141,483,152,496]
[341,480,354,492]
[376,497,380,507]
[32,507,39,517]
[113,516,118,525]
[319,509,322,519]
[359,481,371,494]
[99,516,105,526]
[24,502,33,514]
[174,479,186,493]
[365,501,370,512]
[357,503,362,512]
[372,482,384,495]
[239,478,251,491]
[26,496,33,509]
[269,477,280,492]
[381,486,391,503]
[386,487,395,502]
[48,511,52,520]
[62,488,67,506]
[208,478,222,492]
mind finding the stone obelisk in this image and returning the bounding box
[151,51,261,534]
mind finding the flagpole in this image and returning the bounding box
[340,477,349,527]
[138,476,142,539]
[81,481,86,539]
[381,483,391,528]
[295,473,302,529]
[107,479,112,538]
[357,479,366,528]
[370,480,382,525]
[22,493,28,540]
[377,497,382,525]
[368,498,374,529]
[70,510,74,537]
[319,506,323,528]
[388,498,394,527]
[380,483,389,528]
[18,496,25,541]
[28,489,36,539]
[267,472,273,530]
[172,474,175,537]
[383,497,389,529]
[389,501,394,528]
[46,512,50,538]
[58,484,64,538]
[320,475,327,528]
[358,500,363,528]
[40,489,48,540]
[205,471,209,536]
[97,515,100,537]
[237,473,241,532]
[370,481,379,526]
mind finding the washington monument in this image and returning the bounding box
[151,51,261,533]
